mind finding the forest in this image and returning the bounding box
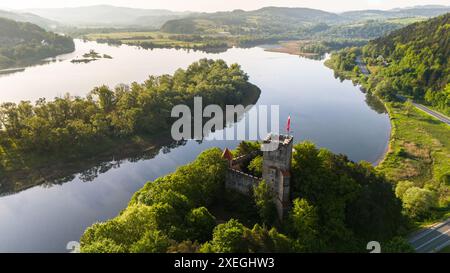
[0,59,260,178]
[80,141,413,253]
[327,13,449,114]
[0,17,74,69]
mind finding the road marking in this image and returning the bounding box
[413,103,450,125]
[416,228,450,252]
[409,220,450,243]
[432,238,450,253]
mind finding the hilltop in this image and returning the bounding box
[0,17,74,69]
[24,5,190,28]
[363,13,449,111]
[0,9,59,29]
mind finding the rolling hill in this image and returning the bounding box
[161,7,344,35]
[24,5,191,28]
[0,17,74,69]
[363,12,449,110]
[340,5,450,21]
[0,9,59,30]
[160,5,450,38]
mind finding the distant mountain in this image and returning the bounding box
[340,5,450,21]
[0,17,74,69]
[161,5,450,35]
[161,7,344,35]
[0,9,59,30]
[24,5,190,28]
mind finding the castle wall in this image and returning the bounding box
[225,168,262,195]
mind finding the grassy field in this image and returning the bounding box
[385,17,428,25]
[84,31,231,49]
[378,102,450,219]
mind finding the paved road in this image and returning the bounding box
[412,102,450,125]
[409,219,450,253]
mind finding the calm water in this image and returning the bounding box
[0,40,390,252]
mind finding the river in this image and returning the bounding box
[0,39,390,252]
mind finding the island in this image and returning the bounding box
[0,59,261,194]
[71,50,113,63]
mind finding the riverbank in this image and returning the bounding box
[83,31,231,52]
[378,101,450,219]
[264,41,321,58]
[324,56,450,222]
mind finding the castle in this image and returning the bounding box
[222,134,293,220]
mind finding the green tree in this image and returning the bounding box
[186,207,216,242]
[248,155,263,177]
[289,198,318,251]
[205,219,247,253]
[253,180,277,225]
[130,230,173,253]
[402,187,438,219]
[383,237,415,253]
[395,180,415,199]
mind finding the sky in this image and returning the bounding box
[0,0,448,12]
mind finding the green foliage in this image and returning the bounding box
[80,148,227,252]
[291,142,404,250]
[234,141,261,157]
[402,187,438,219]
[81,141,407,253]
[130,230,173,253]
[186,207,216,242]
[288,198,319,251]
[253,180,277,225]
[395,180,415,199]
[0,17,74,69]
[202,219,247,253]
[364,14,449,113]
[383,236,415,253]
[0,59,259,175]
[248,155,263,177]
[201,220,293,253]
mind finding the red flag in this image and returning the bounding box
[286,115,291,133]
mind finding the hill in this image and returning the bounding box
[80,143,408,253]
[24,5,190,28]
[0,17,74,69]
[363,13,449,112]
[161,7,343,35]
[0,9,59,29]
[160,6,450,41]
[340,5,450,21]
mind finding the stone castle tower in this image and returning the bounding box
[223,133,293,220]
[261,134,293,219]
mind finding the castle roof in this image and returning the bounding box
[222,148,233,161]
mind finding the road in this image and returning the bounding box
[356,57,450,125]
[409,219,450,253]
[412,102,450,125]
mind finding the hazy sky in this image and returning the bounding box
[1,0,448,12]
